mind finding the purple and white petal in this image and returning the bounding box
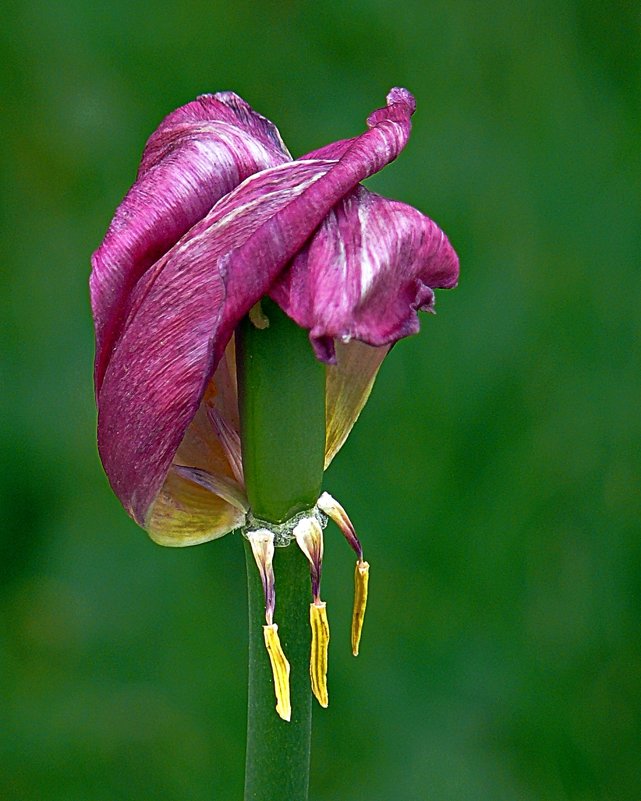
[270,185,459,361]
[91,93,291,390]
[97,90,417,527]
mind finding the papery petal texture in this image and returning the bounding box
[91,92,290,389]
[92,88,455,534]
[270,185,459,361]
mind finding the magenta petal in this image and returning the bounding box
[270,185,459,360]
[90,93,290,391]
[97,90,417,525]
[302,87,417,161]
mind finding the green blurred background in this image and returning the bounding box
[1,1,639,799]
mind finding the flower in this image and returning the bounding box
[91,88,459,720]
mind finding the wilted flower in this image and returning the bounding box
[91,88,458,720]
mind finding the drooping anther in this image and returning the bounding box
[293,517,330,707]
[309,601,329,708]
[351,560,369,656]
[317,492,370,657]
[263,623,291,722]
[247,529,291,721]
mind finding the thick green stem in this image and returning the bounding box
[237,298,327,801]
[236,298,326,523]
[244,541,312,801]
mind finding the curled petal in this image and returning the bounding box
[91,93,290,390]
[302,87,416,161]
[98,91,417,527]
[271,185,459,360]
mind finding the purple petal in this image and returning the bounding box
[97,90,417,526]
[269,185,459,360]
[91,93,290,391]
[302,88,417,160]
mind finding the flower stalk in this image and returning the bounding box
[244,540,313,801]
[238,299,328,800]
[90,87,460,801]
[236,298,326,523]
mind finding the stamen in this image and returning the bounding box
[309,602,329,707]
[263,623,291,721]
[351,560,370,656]
[247,529,291,721]
[294,517,331,706]
[293,517,324,602]
[317,492,362,559]
[316,493,370,656]
[246,529,276,626]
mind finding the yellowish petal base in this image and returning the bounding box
[309,602,330,708]
[263,624,291,722]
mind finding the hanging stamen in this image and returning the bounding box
[263,624,291,722]
[247,529,276,624]
[351,560,370,656]
[246,529,291,721]
[317,492,363,559]
[309,602,329,708]
[293,517,329,707]
[317,492,370,657]
[293,517,324,602]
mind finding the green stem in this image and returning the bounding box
[236,298,326,523]
[244,540,312,801]
[236,298,327,801]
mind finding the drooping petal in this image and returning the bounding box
[97,90,417,528]
[91,92,291,390]
[270,185,459,361]
[145,344,247,546]
[324,340,388,468]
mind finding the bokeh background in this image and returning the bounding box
[1,1,639,799]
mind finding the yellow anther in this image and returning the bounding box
[309,602,330,708]
[351,560,370,656]
[263,624,291,722]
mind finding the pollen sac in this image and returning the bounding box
[351,560,370,656]
[309,602,330,708]
[263,623,291,722]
